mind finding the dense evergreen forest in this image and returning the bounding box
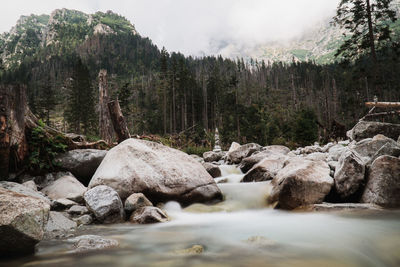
[1,8,399,149]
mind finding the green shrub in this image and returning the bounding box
[28,120,67,173]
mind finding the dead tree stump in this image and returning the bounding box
[108,100,130,143]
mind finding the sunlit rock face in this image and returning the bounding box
[89,139,222,205]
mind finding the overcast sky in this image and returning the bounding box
[1,0,340,56]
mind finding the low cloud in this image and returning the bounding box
[1,0,339,56]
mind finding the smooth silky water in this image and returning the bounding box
[3,165,400,267]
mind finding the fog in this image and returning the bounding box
[1,0,340,56]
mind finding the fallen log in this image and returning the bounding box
[365,102,400,108]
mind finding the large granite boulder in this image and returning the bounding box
[89,139,222,205]
[350,135,400,165]
[239,145,290,173]
[347,121,400,141]
[84,185,124,224]
[361,156,400,207]
[327,144,347,161]
[227,143,262,164]
[268,159,333,210]
[41,174,86,202]
[54,149,107,184]
[242,155,287,182]
[334,150,366,200]
[0,181,50,204]
[0,187,50,256]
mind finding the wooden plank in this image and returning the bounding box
[365,102,400,108]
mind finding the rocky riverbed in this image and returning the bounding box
[1,120,400,266]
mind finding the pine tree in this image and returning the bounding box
[64,58,96,135]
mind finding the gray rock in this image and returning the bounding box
[41,174,87,202]
[361,155,400,207]
[52,198,78,210]
[68,235,119,252]
[347,121,400,141]
[296,202,383,212]
[68,205,89,216]
[305,152,328,161]
[300,145,322,154]
[0,181,51,204]
[327,144,347,161]
[227,143,262,164]
[203,151,225,162]
[268,159,333,210]
[351,134,400,165]
[124,193,153,215]
[202,162,221,178]
[0,187,50,256]
[22,180,37,191]
[34,172,72,190]
[130,206,168,224]
[89,139,222,205]
[54,149,107,184]
[190,154,204,163]
[228,142,241,152]
[328,161,338,171]
[73,215,93,225]
[84,185,124,223]
[239,145,289,173]
[44,211,77,239]
[242,155,287,182]
[334,150,366,200]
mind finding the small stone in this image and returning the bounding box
[202,162,222,178]
[124,193,153,215]
[73,215,93,225]
[44,211,77,239]
[52,198,78,211]
[68,205,89,216]
[173,245,204,255]
[130,206,168,224]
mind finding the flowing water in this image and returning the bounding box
[3,166,400,267]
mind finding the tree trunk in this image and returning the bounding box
[98,69,114,144]
[366,0,380,96]
[365,102,400,108]
[0,89,10,179]
[108,100,131,143]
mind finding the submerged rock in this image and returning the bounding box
[84,185,124,224]
[202,162,222,178]
[334,150,366,200]
[361,155,400,208]
[296,203,383,212]
[41,174,87,203]
[68,235,119,253]
[173,245,204,255]
[227,143,262,164]
[268,159,333,210]
[130,206,168,224]
[54,149,107,184]
[89,139,222,205]
[44,211,77,239]
[347,121,400,141]
[0,187,50,256]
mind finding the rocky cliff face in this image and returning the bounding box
[0,9,137,69]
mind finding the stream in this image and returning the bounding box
[3,165,400,267]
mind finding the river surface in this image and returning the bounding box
[3,165,400,267]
